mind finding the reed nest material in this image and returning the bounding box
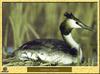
[2,3,97,66]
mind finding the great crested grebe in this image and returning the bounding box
[11,12,92,65]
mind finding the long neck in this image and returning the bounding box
[63,33,82,62]
[63,33,79,49]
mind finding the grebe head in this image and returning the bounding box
[60,12,92,35]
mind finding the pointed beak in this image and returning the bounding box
[77,21,94,31]
[81,24,93,31]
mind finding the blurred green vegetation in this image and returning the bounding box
[2,2,97,65]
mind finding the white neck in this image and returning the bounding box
[63,33,82,62]
[63,33,79,49]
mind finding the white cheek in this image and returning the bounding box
[67,19,81,28]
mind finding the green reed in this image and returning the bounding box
[3,3,97,66]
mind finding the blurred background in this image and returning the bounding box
[2,2,97,65]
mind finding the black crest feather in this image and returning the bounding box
[64,12,73,18]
